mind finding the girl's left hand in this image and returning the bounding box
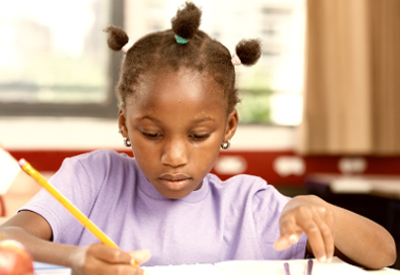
[273,195,335,263]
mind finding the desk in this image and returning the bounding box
[305,174,400,199]
[305,174,400,230]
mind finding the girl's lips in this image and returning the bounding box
[159,173,191,181]
[158,173,192,190]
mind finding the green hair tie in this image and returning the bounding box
[175,34,189,44]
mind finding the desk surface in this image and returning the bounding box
[306,173,400,200]
[368,268,400,274]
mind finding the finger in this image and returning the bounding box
[87,243,132,264]
[129,250,152,265]
[274,234,302,251]
[83,257,147,275]
[317,210,335,261]
[300,218,327,262]
[274,214,303,251]
[307,207,335,262]
[319,223,334,262]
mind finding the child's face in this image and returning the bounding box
[118,68,238,199]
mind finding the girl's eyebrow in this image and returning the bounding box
[138,115,160,122]
[137,115,215,123]
[194,116,216,123]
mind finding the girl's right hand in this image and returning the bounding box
[68,243,151,275]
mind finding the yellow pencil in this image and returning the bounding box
[18,158,138,266]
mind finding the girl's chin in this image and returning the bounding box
[149,178,203,199]
[159,189,191,199]
[159,178,191,191]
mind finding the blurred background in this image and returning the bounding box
[1,0,400,268]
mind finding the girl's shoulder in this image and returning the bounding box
[206,173,277,198]
[53,149,140,193]
[58,149,136,179]
[207,173,268,188]
[72,149,129,160]
[66,149,132,167]
[206,173,289,213]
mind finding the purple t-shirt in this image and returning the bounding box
[21,149,307,266]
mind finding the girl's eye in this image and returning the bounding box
[142,132,161,139]
[190,133,210,140]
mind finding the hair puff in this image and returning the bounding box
[103,25,129,51]
[235,39,262,66]
[171,1,202,40]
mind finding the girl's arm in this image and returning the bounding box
[0,211,150,275]
[274,195,397,269]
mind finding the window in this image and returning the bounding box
[0,0,305,125]
[236,1,305,126]
[0,0,122,117]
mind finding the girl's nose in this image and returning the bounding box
[161,138,188,167]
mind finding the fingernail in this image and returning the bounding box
[319,255,327,263]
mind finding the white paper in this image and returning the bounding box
[142,257,371,275]
[34,262,72,275]
[215,258,369,275]
[143,263,231,275]
[0,147,21,195]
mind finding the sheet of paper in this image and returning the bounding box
[215,257,370,275]
[143,257,370,275]
[0,147,21,195]
[143,263,231,275]
[34,262,72,275]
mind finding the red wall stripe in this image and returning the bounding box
[7,149,400,186]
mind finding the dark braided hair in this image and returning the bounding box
[104,1,261,114]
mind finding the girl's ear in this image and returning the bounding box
[223,109,239,143]
[118,109,127,135]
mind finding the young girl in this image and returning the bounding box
[0,2,396,275]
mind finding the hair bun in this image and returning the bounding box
[171,1,202,40]
[235,39,262,66]
[103,25,129,51]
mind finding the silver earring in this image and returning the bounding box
[123,137,131,147]
[221,141,230,149]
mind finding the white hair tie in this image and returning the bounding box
[231,52,242,66]
[122,39,134,53]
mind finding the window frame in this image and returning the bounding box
[0,0,123,118]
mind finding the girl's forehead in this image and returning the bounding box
[128,68,227,112]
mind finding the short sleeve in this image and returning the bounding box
[19,152,101,245]
[252,183,308,260]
